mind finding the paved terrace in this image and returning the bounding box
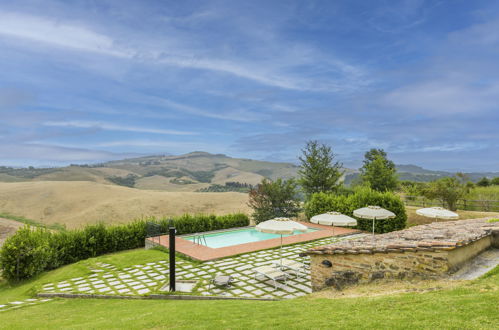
[305,218,499,256]
[28,233,365,305]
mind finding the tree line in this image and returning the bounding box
[248,140,485,223]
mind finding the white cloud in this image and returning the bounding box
[43,120,196,136]
[0,11,132,57]
[382,80,499,115]
[95,139,224,150]
[0,11,366,92]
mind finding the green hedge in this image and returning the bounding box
[0,213,249,281]
[304,188,407,233]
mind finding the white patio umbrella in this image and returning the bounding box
[256,217,307,265]
[310,212,357,235]
[353,206,396,237]
[416,207,458,220]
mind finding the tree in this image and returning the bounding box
[476,177,490,187]
[399,180,428,198]
[423,175,472,211]
[248,178,301,224]
[359,149,398,192]
[298,140,343,198]
[491,177,499,185]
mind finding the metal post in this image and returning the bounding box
[169,226,176,292]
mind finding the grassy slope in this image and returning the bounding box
[0,181,250,229]
[0,249,168,305]
[0,249,498,329]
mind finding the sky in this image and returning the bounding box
[0,0,498,171]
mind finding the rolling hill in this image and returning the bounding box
[1,152,497,193]
[0,152,299,192]
[0,181,250,229]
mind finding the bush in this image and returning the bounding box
[154,213,249,234]
[0,227,52,281]
[107,174,138,187]
[0,213,248,282]
[304,187,407,233]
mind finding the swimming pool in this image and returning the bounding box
[184,227,319,248]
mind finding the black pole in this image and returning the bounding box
[169,226,176,292]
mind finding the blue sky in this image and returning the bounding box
[0,0,498,171]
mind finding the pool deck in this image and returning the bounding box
[146,222,360,261]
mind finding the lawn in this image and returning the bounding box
[0,249,169,305]
[0,270,497,329]
[0,249,498,329]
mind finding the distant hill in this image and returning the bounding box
[344,164,499,184]
[1,153,497,191]
[0,152,299,192]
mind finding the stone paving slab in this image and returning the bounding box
[38,234,365,301]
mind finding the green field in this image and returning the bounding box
[466,185,499,201]
[0,249,498,329]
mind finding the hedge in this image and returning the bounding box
[304,188,407,234]
[0,213,249,282]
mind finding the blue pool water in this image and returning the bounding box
[184,227,319,248]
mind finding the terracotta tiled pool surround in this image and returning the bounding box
[146,222,360,261]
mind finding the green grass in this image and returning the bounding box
[0,248,498,329]
[466,185,499,201]
[0,212,66,231]
[0,271,498,329]
[0,249,168,305]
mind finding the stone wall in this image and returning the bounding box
[306,218,499,291]
[310,249,450,291]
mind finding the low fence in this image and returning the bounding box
[403,196,499,212]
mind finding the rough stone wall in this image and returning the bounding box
[310,250,450,291]
[307,218,499,291]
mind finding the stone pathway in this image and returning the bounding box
[40,234,365,300]
[0,298,52,312]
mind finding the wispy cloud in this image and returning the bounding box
[0,11,131,57]
[43,121,196,136]
[0,1,498,171]
[0,10,366,92]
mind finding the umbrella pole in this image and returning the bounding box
[372,218,375,238]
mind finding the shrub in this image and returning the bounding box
[155,213,249,234]
[0,213,248,282]
[0,227,52,281]
[107,174,138,187]
[304,187,407,233]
